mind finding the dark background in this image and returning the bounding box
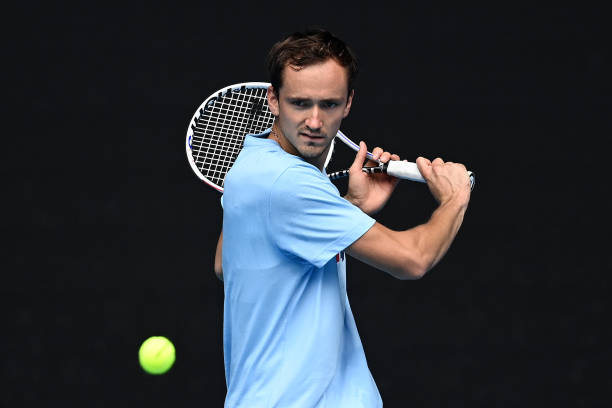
[6,3,611,407]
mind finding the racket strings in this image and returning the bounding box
[190,87,275,186]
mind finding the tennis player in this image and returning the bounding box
[214,29,471,407]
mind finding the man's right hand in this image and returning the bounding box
[416,157,471,206]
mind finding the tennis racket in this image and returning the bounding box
[186,82,475,193]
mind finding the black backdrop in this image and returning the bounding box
[6,3,611,407]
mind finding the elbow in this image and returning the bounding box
[396,265,426,280]
[388,262,426,281]
[408,268,427,280]
[394,249,432,280]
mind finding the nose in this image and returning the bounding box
[305,106,322,130]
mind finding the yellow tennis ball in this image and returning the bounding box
[138,336,176,375]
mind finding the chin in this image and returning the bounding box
[299,144,327,158]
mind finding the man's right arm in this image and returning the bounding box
[346,156,471,280]
[347,195,468,280]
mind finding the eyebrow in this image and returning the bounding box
[287,96,344,103]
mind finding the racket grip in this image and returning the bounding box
[386,161,476,191]
[386,161,424,182]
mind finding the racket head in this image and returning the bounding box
[186,82,274,192]
[186,82,337,192]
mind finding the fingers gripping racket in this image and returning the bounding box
[186,82,475,193]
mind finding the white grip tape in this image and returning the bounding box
[387,161,425,182]
[388,161,475,190]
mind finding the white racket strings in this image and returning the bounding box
[190,86,274,187]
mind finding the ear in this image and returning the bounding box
[342,89,354,118]
[267,85,280,116]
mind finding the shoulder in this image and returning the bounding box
[271,162,339,198]
[268,163,348,221]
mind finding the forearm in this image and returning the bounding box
[406,197,468,274]
[347,196,468,280]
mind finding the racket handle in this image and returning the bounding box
[385,161,423,182]
[328,161,475,190]
[386,161,475,190]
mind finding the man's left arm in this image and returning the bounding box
[214,229,223,281]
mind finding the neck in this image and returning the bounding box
[269,122,327,171]
[268,122,292,156]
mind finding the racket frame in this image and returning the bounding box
[186,82,335,193]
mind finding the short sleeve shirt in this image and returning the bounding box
[221,130,381,407]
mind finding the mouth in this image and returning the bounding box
[299,132,326,142]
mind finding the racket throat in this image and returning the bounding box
[327,164,387,181]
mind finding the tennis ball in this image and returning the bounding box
[138,336,176,375]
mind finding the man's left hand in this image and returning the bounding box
[344,141,400,215]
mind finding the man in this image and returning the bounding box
[214,29,471,407]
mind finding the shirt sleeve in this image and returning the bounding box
[268,163,375,268]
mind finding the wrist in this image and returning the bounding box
[343,193,360,208]
[438,192,469,213]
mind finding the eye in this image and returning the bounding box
[322,101,339,109]
[290,99,309,108]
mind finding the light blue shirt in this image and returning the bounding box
[222,130,381,407]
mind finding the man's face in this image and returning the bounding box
[267,58,353,169]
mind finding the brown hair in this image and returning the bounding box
[266,28,358,97]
